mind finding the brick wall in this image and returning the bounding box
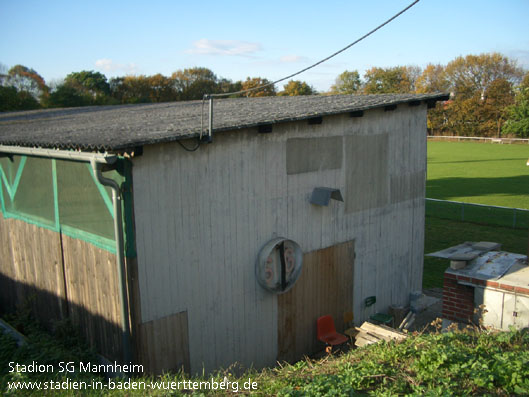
[442,270,529,323]
[442,272,475,322]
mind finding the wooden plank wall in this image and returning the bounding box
[0,213,18,312]
[0,214,66,326]
[132,104,428,373]
[277,241,354,363]
[133,131,284,374]
[0,214,125,362]
[61,234,123,360]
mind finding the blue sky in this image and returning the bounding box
[1,0,528,92]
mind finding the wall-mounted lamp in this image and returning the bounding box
[310,187,343,206]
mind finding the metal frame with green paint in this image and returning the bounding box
[0,154,132,254]
[0,156,27,205]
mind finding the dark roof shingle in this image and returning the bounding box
[0,93,448,151]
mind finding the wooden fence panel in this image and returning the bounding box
[0,216,66,325]
[61,234,123,360]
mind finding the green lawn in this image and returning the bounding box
[424,141,529,289]
[427,141,529,209]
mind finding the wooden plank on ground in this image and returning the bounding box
[359,321,406,340]
[355,321,407,347]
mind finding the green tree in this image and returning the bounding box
[278,80,315,96]
[147,73,177,102]
[503,72,529,137]
[240,77,276,97]
[217,78,243,97]
[363,66,416,94]
[481,78,514,137]
[0,64,45,110]
[172,67,219,100]
[46,84,90,108]
[442,53,523,136]
[415,64,449,93]
[64,70,110,102]
[110,76,152,104]
[0,86,40,111]
[7,64,49,101]
[416,64,451,135]
[329,70,361,94]
[445,53,523,99]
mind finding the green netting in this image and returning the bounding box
[0,174,9,212]
[0,155,24,186]
[56,159,115,240]
[0,156,25,212]
[0,154,131,253]
[11,157,56,226]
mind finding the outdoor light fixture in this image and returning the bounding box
[310,187,344,206]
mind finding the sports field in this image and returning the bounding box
[427,141,529,209]
[424,140,529,289]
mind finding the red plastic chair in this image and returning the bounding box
[317,315,348,351]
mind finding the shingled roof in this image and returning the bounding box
[0,93,448,151]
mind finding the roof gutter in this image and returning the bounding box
[0,144,117,164]
[0,145,131,366]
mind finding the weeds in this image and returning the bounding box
[2,311,529,396]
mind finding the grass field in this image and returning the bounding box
[427,141,529,209]
[424,140,529,289]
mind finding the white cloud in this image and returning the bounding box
[187,39,262,56]
[280,55,308,63]
[95,59,138,74]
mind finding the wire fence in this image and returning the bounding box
[426,198,529,229]
[427,136,529,144]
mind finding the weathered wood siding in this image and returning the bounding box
[277,241,354,363]
[0,214,124,361]
[0,214,66,325]
[61,234,123,360]
[132,104,427,373]
[137,311,190,374]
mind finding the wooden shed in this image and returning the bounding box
[0,93,448,374]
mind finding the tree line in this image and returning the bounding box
[0,66,313,110]
[1,52,528,137]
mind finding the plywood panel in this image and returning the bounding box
[286,136,343,174]
[137,311,190,374]
[390,171,425,204]
[344,134,389,214]
[277,240,354,363]
[61,234,123,360]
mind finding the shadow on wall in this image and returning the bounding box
[0,273,124,364]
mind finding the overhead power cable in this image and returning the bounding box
[207,0,420,99]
